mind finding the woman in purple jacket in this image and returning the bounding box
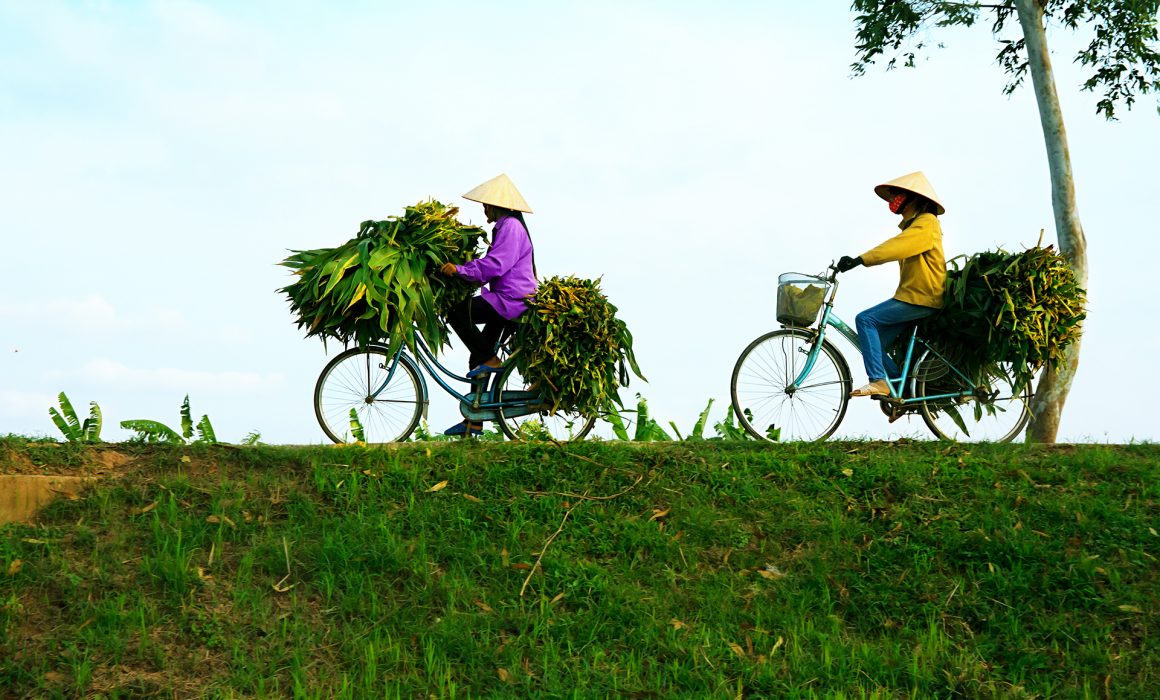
[439,173,537,436]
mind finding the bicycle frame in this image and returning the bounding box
[368,336,543,419]
[789,270,981,406]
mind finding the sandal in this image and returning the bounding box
[466,364,502,379]
[850,379,890,397]
[443,421,484,437]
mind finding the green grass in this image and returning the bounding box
[1,439,1158,698]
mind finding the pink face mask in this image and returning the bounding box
[888,193,909,214]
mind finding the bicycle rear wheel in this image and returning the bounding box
[915,351,1030,442]
[494,364,596,442]
[314,347,425,444]
[730,329,852,442]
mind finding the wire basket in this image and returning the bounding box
[776,273,830,327]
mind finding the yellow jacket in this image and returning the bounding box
[859,210,946,308]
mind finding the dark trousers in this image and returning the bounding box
[446,296,515,369]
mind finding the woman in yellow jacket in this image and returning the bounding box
[835,172,947,398]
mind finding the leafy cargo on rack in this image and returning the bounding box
[920,244,1086,395]
[279,201,485,357]
[514,275,645,417]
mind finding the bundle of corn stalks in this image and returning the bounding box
[279,201,485,355]
[513,276,645,416]
[920,244,1086,394]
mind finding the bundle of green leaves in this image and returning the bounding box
[513,276,645,417]
[279,201,485,355]
[920,245,1086,393]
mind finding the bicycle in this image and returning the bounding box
[314,332,596,443]
[729,264,1031,442]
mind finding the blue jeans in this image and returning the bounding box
[855,299,937,382]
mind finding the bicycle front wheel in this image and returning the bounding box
[314,347,425,444]
[915,352,1030,442]
[730,329,852,442]
[494,364,596,442]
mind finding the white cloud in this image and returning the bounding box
[0,390,59,419]
[78,358,284,393]
[150,0,235,42]
[1,294,138,332]
[0,294,257,344]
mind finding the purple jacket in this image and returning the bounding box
[456,215,537,320]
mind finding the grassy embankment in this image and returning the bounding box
[1,438,1157,698]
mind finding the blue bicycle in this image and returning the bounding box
[730,265,1031,442]
[314,333,596,443]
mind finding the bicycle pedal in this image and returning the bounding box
[870,394,902,404]
[466,387,484,409]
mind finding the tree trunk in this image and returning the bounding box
[1014,0,1089,443]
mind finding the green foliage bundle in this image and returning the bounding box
[921,245,1086,393]
[49,392,102,443]
[513,276,644,417]
[280,201,485,355]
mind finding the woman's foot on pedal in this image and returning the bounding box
[444,421,484,437]
[466,359,503,380]
[466,363,502,379]
[850,379,890,397]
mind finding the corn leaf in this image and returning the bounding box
[514,276,646,417]
[279,200,484,356]
[920,244,1086,395]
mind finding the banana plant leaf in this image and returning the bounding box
[120,420,185,445]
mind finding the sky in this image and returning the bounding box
[2,1,1158,444]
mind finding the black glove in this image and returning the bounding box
[836,255,863,273]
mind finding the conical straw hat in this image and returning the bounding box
[462,173,533,213]
[874,171,945,215]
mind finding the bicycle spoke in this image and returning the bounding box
[314,348,423,443]
[917,354,1030,442]
[732,330,850,442]
[495,364,594,442]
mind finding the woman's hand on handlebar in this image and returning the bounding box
[836,255,863,273]
[440,262,458,276]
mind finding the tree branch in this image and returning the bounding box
[520,496,585,597]
[942,2,1016,8]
